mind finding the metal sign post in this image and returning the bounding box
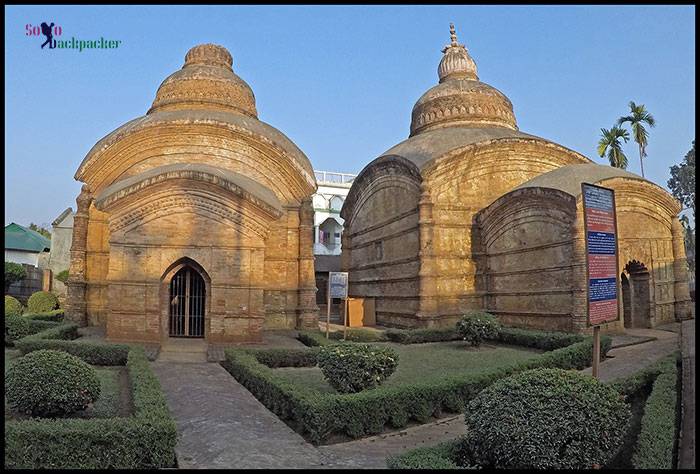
[327,272,348,339]
[581,183,620,379]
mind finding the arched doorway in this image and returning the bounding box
[621,260,651,329]
[169,266,206,337]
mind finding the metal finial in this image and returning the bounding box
[449,23,458,45]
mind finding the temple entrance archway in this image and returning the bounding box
[168,265,206,338]
[621,260,651,329]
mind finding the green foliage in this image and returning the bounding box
[56,269,70,283]
[15,323,129,366]
[5,295,23,317]
[328,328,388,342]
[5,314,32,345]
[4,348,177,469]
[631,356,679,469]
[297,330,334,347]
[27,291,59,313]
[28,222,52,239]
[386,440,464,469]
[495,327,585,350]
[23,309,65,322]
[598,125,630,169]
[462,368,630,469]
[222,333,611,444]
[617,101,656,177]
[456,312,501,347]
[317,344,399,393]
[5,349,101,417]
[668,140,695,221]
[385,327,459,344]
[5,261,27,289]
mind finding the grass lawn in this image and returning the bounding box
[4,349,131,419]
[273,340,543,394]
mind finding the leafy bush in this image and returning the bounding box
[631,356,679,469]
[222,334,612,444]
[456,312,501,347]
[386,441,463,469]
[27,291,59,313]
[5,261,27,290]
[297,330,334,347]
[317,343,399,393]
[5,314,31,345]
[328,328,388,342]
[5,349,101,417]
[4,348,177,469]
[23,309,65,322]
[496,327,584,350]
[461,368,630,469]
[56,269,70,283]
[5,295,23,317]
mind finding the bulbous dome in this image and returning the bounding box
[410,25,517,136]
[148,44,257,117]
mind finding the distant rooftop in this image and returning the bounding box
[314,170,356,187]
[5,223,51,253]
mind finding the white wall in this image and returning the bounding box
[5,250,39,267]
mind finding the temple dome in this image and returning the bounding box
[410,24,517,136]
[148,43,258,117]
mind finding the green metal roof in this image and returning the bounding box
[4,223,51,253]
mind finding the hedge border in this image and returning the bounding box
[14,323,130,366]
[4,346,177,468]
[630,353,681,469]
[223,330,611,444]
[386,439,462,469]
[23,309,65,322]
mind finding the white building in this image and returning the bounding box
[312,170,356,311]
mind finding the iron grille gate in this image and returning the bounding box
[169,267,205,337]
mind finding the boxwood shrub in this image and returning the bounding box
[317,344,399,393]
[631,355,680,469]
[4,347,177,469]
[27,291,59,313]
[5,349,101,416]
[14,323,130,366]
[24,309,65,322]
[5,314,32,345]
[386,440,463,469]
[5,295,23,317]
[461,368,630,469]
[456,312,502,347]
[223,331,611,444]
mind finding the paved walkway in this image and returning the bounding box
[581,327,680,383]
[151,362,325,469]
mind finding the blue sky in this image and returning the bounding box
[4,5,695,227]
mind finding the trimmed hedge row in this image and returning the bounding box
[23,309,65,322]
[631,354,680,469]
[386,440,463,469]
[223,332,611,444]
[14,323,130,366]
[5,347,177,469]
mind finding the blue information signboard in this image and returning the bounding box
[582,183,620,326]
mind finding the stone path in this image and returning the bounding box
[581,327,680,383]
[151,362,325,469]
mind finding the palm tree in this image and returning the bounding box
[617,101,655,178]
[598,126,630,169]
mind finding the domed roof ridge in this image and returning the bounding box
[410,25,517,136]
[148,43,258,117]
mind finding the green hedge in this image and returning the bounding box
[631,354,680,469]
[5,347,177,469]
[223,332,611,444]
[385,327,458,344]
[386,440,463,469]
[14,323,130,366]
[297,331,335,347]
[23,309,65,322]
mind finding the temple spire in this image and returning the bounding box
[449,23,458,46]
[438,23,478,82]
